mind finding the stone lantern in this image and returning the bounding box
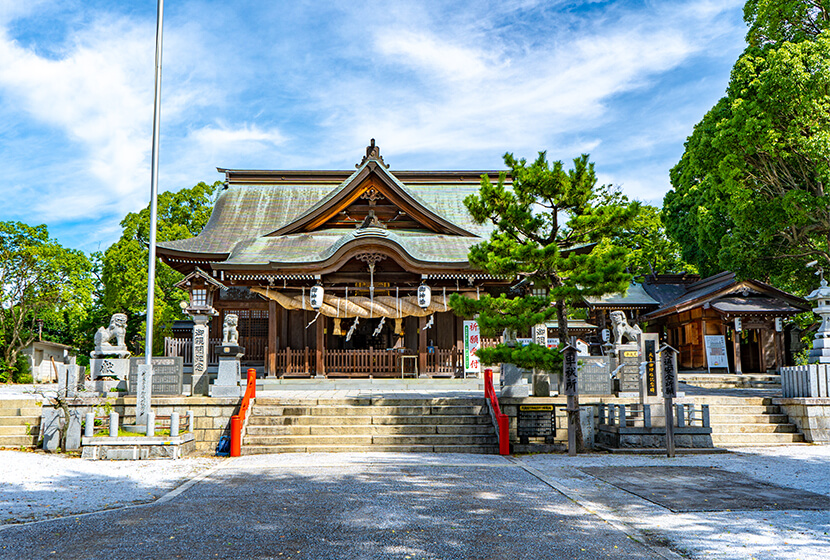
[806,274,830,364]
[175,267,226,395]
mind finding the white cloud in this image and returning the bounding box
[192,123,286,151]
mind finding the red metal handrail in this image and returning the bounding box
[484,368,510,455]
[230,368,257,457]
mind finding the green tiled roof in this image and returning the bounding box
[158,168,494,267]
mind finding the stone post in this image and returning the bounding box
[109,412,119,437]
[145,411,155,437]
[170,412,180,437]
[191,314,211,396]
[84,412,94,438]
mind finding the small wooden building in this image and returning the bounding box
[158,142,508,377]
[640,272,809,373]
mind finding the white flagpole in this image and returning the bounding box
[138,0,164,427]
[145,0,165,365]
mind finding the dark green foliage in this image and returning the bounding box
[97,181,220,355]
[451,152,639,370]
[0,222,93,379]
[664,3,830,295]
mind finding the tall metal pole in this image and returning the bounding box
[137,0,164,427]
[145,0,165,366]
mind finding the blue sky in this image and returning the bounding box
[0,0,747,253]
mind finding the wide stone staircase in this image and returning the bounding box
[242,396,499,454]
[690,396,804,446]
[0,398,41,448]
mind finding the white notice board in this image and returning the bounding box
[704,335,729,373]
[463,320,481,375]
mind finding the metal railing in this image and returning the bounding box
[230,368,257,457]
[484,368,510,455]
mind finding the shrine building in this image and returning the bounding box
[158,141,508,378]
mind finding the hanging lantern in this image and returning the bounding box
[310,285,324,310]
[734,317,742,332]
[417,284,431,308]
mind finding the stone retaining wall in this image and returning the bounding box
[773,398,830,443]
[65,396,241,455]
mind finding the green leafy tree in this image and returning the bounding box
[664,2,830,294]
[609,204,697,277]
[745,0,829,46]
[97,181,220,355]
[0,222,93,381]
[450,152,639,370]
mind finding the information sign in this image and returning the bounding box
[704,335,729,372]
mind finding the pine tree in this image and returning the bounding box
[451,152,639,371]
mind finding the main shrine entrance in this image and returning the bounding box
[159,141,506,378]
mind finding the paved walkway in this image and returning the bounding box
[2,449,829,560]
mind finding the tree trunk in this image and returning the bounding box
[555,300,569,345]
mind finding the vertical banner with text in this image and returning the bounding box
[463,320,481,375]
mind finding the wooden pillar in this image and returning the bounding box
[419,315,427,376]
[316,315,325,377]
[267,300,277,377]
[776,328,785,370]
[733,323,743,374]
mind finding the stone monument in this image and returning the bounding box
[210,314,245,398]
[89,313,130,393]
[609,311,642,397]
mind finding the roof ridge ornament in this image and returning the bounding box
[356,138,389,169]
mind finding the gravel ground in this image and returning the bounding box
[1,447,828,559]
[0,451,222,524]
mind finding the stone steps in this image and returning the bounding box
[246,424,494,436]
[251,405,486,417]
[679,374,781,389]
[242,444,500,455]
[247,414,492,426]
[710,432,805,445]
[689,396,804,446]
[0,399,41,448]
[243,397,497,455]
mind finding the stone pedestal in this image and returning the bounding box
[90,358,130,381]
[611,343,641,398]
[500,363,529,398]
[210,345,244,398]
[191,314,211,396]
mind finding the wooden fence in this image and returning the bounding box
[164,337,266,365]
[164,337,464,377]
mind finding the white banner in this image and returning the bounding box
[463,320,481,375]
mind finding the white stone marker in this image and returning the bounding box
[136,363,153,425]
[170,412,180,437]
[84,412,94,437]
[109,412,119,437]
[145,411,155,437]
